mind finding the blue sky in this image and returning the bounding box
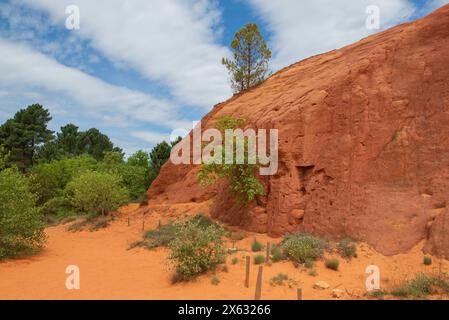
[0,0,447,155]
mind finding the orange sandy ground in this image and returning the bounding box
[0,203,448,300]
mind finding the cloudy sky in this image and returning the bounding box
[0,0,447,155]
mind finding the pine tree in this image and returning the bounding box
[222,23,271,93]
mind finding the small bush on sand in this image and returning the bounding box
[337,238,357,259]
[423,256,432,266]
[231,257,239,265]
[390,274,449,298]
[325,258,340,271]
[270,244,284,262]
[308,269,318,277]
[211,276,220,286]
[66,215,113,232]
[270,273,297,287]
[254,255,265,265]
[367,290,387,300]
[251,239,264,252]
[281,233,327,264]
[304,259,314,269]
[169,221,226,281]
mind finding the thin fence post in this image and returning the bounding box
[297,288,302,300]
[127,216,130,227]
[266,242,271,264]
[142,219,145,231]
[245,256,250,288]
[254,266,263,300]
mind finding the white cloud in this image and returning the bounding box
[21,0,233,109]
[131,131,171,145]
[0,38,185,145]
[248,0,416,70]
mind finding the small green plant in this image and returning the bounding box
[254,255,265,265]
[270,273,289,286]
[231,257,239,265]
[367,290,387,300]
[211,276,220,286]
[251,239,264,252]
[227,231,246,241]
[222,265,229,273]
[281,233,327,264]
[337,238,357,259]
[423,256,432,266]
[66,215,112,232]
[304,259,314,269]
[168,220,226,281]
[308,269,318,277]
[391,274,434,298]
[270,244,283,262]
[325,259,340,271]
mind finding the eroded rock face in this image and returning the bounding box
[148,5,449,257]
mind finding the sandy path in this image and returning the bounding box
[0,204,448,300]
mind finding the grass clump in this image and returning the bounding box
[281,233,327,264]
[169,220,226,282]
[367,290,387,300]
[270,244,284,262]
[211,276,220,286]
[308,269,318,277]
[325,258,340,271]
[337,238,357,259]
[390,274,449,298]
[423,256,432,266]
[251,239,264,252]
[231,257,239,265]
[304,259,314,269]
[66,215,113,232]
[254,255,265,265]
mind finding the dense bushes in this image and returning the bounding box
[281,233,327,264]
[0,168,46,260]
[66,171,129,216]
[168,220,226,281]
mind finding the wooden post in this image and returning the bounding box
[245,256,250,288]
[297,288,302,300]
[142,219,145,231]
[254,266,263,300]
[127,216,130,227]
[266,242,271,264]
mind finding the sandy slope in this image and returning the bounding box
[0,204,448,300]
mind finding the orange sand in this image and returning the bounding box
[0,203,448,300]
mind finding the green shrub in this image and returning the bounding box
[367,290,386,300]
[423,256,432,266]
[254,255,265,265]
[66,171,129,216]
[270,273,289,286]
[304,259,314,269]
[308,269,318,277]
[270,244,283,262]
[231,257,239,265]
[391,274,434,298]
[251,239,264,252]
[281,233,327,263]
[190,214,219,229]
[0,168,46,260]
[325,258,340,271]
[211,276,220,286]
[337,238,357,259]
[168,221,226,281]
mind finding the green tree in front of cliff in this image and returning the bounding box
[198,116,265,205]
[222,23,271,93]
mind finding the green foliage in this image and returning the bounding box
[198,116,265,205]
[304,259,314,269]
[168,220,226,281]
[211,276,220,286]
[0,168,46,260]
[137,222,180,250]
[0,104,53,170]
[367,290,386,300]
[253,255,265,265]
[281,233,327,264]
[251,239,264,252]
[57,124,80,156]
[66,215,113,232]
[391,274,435,298]
[270,244,284,262]
[269,273,296,287]
[66,171,129,216]
[308,269,318,277]
[77,128,119,160]
[325,258,340,271]
[231,257,239,265]
[337,238,358,259]
[150,141,172,173]
[423,256,432,266]
[0,145,9,170]
[222,23,271,93]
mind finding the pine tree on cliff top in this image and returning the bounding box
[222,23,272,93]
